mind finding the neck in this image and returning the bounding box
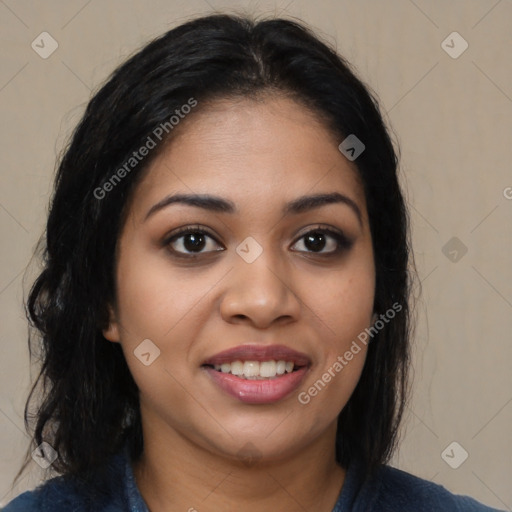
[132,416,346,512]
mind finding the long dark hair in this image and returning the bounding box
[18,13,413,483]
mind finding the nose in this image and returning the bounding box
[220,251,301,329]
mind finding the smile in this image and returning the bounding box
[209,360,296,379]
[202,344,311,404]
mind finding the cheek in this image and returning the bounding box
[114,236,215,341]
[308,258,375,350]
[112,242,214,395]
[296,255,374,418]
[113,255,210,422]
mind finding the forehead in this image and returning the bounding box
[130,95,367,220]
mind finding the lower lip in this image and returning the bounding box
[204,366,309,404]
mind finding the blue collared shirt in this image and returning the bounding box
[2,445,506,511]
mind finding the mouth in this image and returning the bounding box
[201,344,311,404]
[202,360,303,380]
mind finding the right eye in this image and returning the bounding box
[164,226,224,258]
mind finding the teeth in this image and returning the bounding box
[212,359,297,379]
[260,360,276,377]
[243,361,260,377]
[230,361,243,376]
[276,360,286,375]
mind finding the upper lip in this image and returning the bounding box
[202,344,311,366]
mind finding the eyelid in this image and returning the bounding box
[293,223,350,241]
[164,224,219,241]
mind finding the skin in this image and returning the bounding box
[103,94,376,511]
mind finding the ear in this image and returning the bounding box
[103,305,121,343]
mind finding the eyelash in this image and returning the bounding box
[163,224,353,259]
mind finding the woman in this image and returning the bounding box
[2,13,504,512]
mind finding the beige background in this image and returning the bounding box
[1,0,511,509]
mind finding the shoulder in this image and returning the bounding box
[1,475,84,512]
[1,490,38,511]
[369,465,505,512]
[1,451,128,512]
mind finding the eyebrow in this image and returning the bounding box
[144,191,363,226]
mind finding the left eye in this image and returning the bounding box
[291,228,351,255]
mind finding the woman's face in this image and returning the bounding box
[104,95,375,463]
